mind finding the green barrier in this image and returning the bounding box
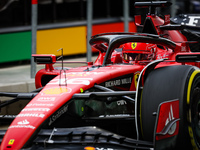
[0,31,31,63]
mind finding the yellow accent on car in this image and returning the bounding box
[187,70,200,104]
[8,139,15,145]
[131,42,137,49]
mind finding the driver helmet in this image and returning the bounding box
[122,42,157,63]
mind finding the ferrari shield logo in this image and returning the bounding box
[8,139,15,145]
[131,42,137,49]
[134,72,140,88]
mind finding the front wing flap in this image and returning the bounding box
[25,126,153,150]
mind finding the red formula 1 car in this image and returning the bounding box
[0,1,200,150]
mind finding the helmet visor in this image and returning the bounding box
[123,53,148,61]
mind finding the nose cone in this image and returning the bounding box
[1,122,36,150]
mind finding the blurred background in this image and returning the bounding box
[0,0,199,65]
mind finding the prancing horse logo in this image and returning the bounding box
[131,42,137,49]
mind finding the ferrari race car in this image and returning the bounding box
[0,1,200,150]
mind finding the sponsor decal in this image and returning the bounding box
[8,139,15,145]
[181,46,187,52]
[99,114,130,118]
[9,119,35,130]
[41,87,71,95]
[67,78,93,85]
[172,15,200,26]
[156,53,169,59]
[84,147,95,150]
[22,108,50,112]
[0,115,16,118]
[165,105,176,135]
[186,16,200,26]
[49,104,68,126]
[105,79,120,87]
[37,97,56,102]
[164,15,170,24]
[48,78,93,85]
[105,77,132,88]
[117,100,127,105]
[63,72,103,77]
[84,147,114,150]
[96,148,114,150]
[27,103,54,107]
[121,77,132,84]
[17,113,45,118]
[9,125,35,130]
[156,100,179,140]
[17,119,29,125]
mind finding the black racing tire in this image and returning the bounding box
[140,65,200,149]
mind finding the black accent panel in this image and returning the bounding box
[142,17,158,35]
[41,75,57,87]
[28,127,153,150]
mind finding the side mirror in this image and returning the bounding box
[32,54,56,64]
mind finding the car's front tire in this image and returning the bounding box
[140,65,200,149]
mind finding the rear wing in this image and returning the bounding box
[135,1,171,14]
[134,1,172,30]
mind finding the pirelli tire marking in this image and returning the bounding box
[187,70,200,150]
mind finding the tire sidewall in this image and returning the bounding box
[186,70,200,150]
[140,65,198,149]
